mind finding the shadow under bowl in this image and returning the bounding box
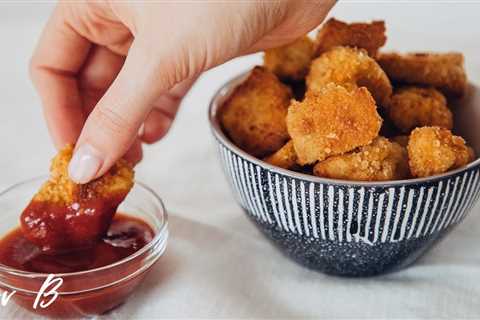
[209,73,480,277]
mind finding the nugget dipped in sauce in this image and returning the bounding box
[287,84,382,165]
[220,66,292,157]
[407,127,474,177]
[21,145,134,254]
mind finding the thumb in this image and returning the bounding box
[68,42,173,183]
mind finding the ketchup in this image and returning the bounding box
[20,194,125,254]
[0,214,155,318]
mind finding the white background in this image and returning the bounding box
[1,1,480,319]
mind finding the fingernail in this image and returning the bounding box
[138,123,145,137]
[68,144,102,184]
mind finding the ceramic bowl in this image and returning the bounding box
[209,73,480,277]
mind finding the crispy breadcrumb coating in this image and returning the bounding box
[387,86,453,133]
[315,18,386,57]
[313,137,410,181]
[21,145,134,253]
[263,140,298,170]
[377,52,467,98]
[307,46,392,106]
[220,66,292,157]
[408,127,474,177]
[287,84,382,165]
[264,36,315,81]
[34,145,134,204]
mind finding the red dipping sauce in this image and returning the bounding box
[21,195,125,254]
[0,214,158,318]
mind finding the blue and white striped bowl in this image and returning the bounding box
[209,74,480,277]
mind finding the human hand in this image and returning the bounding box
[30,0,335,183]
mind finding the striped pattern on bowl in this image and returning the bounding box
[215,141,480,276]
[218,143,480,244]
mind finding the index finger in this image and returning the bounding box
[30,3,91,148]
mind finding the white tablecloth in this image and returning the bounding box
[1,2,480,319]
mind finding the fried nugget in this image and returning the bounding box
[315,18,386,57]
[21,145,134,253]
[220,66,292,157]
[407,127,475,177]
[287,84,382,165]
[264,36,315,81]
[387,86,453,133]
[263,140,298,170]
[307,46,392,106]
[313,137,410,181]
[377,52,467,98]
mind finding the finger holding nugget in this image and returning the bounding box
[21,145,134,253]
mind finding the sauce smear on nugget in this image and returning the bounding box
[21,145,134,254]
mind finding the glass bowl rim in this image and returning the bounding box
[0,176,168,280]
[208,71,480,187]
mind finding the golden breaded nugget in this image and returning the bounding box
[462,147,476,168]
[391,135,409,147]
[307,46,392,106]
[287,84,382,165]
[315,18,387,57]
[21,145,134,253]
[387,86,453,133]
[407,127,475,177]
[264,36,315,81]
[220,66,292,157]
[263,140,298,170]
[378,52,467,98]
[313,137,410,181]
[33,146,134,204]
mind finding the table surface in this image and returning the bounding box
[1,2,480,319]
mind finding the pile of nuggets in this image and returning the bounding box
[220,18,474,181]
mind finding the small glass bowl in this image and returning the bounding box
[0,177,168,318]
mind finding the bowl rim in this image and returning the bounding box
[0,176,168,282]
[208,72,480,187]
